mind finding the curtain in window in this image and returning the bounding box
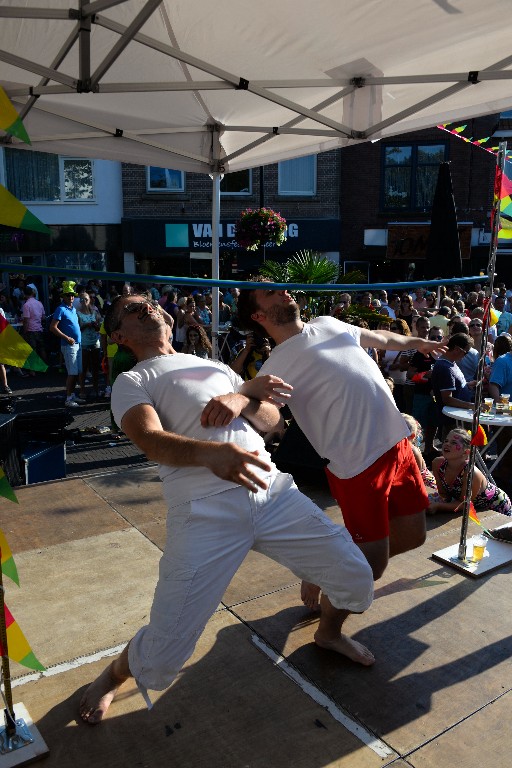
[279,155,315,194]
[5,148,59,201]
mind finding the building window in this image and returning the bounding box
[4,149,94,202]
[278,155,316,195]
[147,166,185,192]
[382,143,447,211]
[220,169,251,195]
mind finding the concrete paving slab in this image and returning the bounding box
[6,529,161,678]
[0,478,128,552]
[13,611,392,768]
[234,543,512,757]
[407,689,511,768]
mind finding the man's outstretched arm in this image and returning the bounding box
[121,403,271,492]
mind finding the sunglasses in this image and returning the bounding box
[112,299,159,331]
[469,323,482,328]
[430,335,443,340]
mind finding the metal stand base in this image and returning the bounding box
[0,703,48,766]
[432,524,512,578]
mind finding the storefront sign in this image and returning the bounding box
[122,218,340,253]
[386,223,472,260]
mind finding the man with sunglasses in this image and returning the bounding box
[79,295,375,724]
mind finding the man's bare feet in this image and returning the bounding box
[301,580,321,611]
[314,631,375,666]
[79,664,128,724]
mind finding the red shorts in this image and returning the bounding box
[325,438,429,544]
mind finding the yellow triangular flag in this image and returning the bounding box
[0,184,50,234]
[0,86,30,145]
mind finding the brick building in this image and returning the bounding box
[121,114,504,284]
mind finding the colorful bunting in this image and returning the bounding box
[0,529,19,585]
[0,86,31,145]
[0,313,47,371]
[0,184,50,234]
[0,467,18,505]
[0,604,45,671]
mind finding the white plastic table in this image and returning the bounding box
[442,405,512,480]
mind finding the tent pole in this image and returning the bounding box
[457,141,507,561]
[211,172,221,360]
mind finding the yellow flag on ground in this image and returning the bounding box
[0,185,50,234]
[0,468,18,505]
[0,603,45,671]
[0,314,47,371]
[0,528,19,584]
[0,86,30,145]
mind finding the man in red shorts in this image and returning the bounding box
[237,285,446,605]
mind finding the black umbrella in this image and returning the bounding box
[424,162,462,280]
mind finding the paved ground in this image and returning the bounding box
[3,365,153,482]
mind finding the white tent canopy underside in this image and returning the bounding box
[1,0,512,172]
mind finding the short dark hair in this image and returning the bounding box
[237,278,271,335]
[447,332,472,351]
[449,321,468,336]
[104,295,123,337]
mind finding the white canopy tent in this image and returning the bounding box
[1,0,511,351]
[1,0,512,172]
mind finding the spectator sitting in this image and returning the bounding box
[402,413,438,499]
[429,429,512,516]
[182,325,212,358]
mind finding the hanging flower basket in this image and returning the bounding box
[235,207,287,251]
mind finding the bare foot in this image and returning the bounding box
[314,632,375,666]
[301,580,321,611]
[79,664,128,724]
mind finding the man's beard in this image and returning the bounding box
[265,302,299,326]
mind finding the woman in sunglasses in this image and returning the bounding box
[397,294,418,332]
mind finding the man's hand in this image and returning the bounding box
[240,375,293,406]
[201,394,247,427]
[203,443,271,492]
[413,339,448,357]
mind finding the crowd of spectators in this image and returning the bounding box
[0,277,245,402]
[3,277,512,471]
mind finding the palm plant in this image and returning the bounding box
[259,250,338,317]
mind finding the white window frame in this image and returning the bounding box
[278,155,317,196]
[2,149,95,203]
[147,166,186,193]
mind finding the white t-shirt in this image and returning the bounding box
[257,316,409,479]
[112,353,275,508]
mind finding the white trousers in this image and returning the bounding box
[128,472,373,696]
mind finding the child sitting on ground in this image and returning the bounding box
[429,428,512,517]
[402,413,438,500]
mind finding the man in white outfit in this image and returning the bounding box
[79,295,374,724]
